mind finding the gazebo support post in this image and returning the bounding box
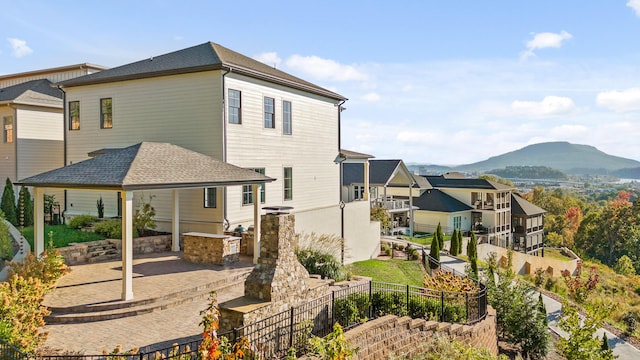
[33,187,45,256]
[172,189,180,252]
[252,184,260,264]
[121,191,134,301]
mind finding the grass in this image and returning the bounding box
[21,224,105,249]
[543,248,574,262]
[347,258,426,287]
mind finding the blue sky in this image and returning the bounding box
[2,0,640,164]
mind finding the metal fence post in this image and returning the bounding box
[289,306,295,350]
[368,281,373,320]
[465,292,470,323]
[331,290,335,325]
[406,284,410,315]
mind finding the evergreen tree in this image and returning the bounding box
[435,222,445,249]
[1,178,17,226]
[467,232,478,278]
[450,229,459,256]
[429,234,440,269]
[17,186,33,227]
[458,229,463,255]
[538,292,548,326]
[601,333,609,352]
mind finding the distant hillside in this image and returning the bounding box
[487,166,569,180]
[454,142,640,176]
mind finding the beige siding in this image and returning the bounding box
[343,200,380,264]
[65,71,225,227]
[0,106,16,182]
[224,74,340,224]
[0,68,101,88]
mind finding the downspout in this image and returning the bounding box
[221,68,231,230]
[337,99,346,264]
[57,85,68,219]
[8,104,18,183]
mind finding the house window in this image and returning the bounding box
[228,89,241,124]
[284,167,292,200]
[69,101,80,130]
[242,168,266,205]
[100,98,112,129]
[204,187,217,208]
[3,116,13,143]
[282,100,292,135]
[264,97,275,128]
[353,185,364,200]
[453,216,461,230]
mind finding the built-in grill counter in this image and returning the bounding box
[182,232,241,266]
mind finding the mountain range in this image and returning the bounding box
[407,142,640,178]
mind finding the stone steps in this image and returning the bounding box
[45,269,251,324]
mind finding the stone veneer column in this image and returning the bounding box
[243,213,310,303]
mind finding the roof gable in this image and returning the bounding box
[57,42,346,101]
[511,194,547,215]
[0,79,62,104]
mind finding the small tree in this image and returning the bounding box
[614,255,635,276]
[467,232,478,278]
[457,229,463,255]
[1,178,17,226]
[370,205,391,233]
[96,196,105,219]
[435,222,445,249]
[558,301,616,360]
[429,234,440,269]
[450,229,459,256]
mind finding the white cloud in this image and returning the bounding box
[596,87,640,112]
[285,54,368,81]
[628,0,640,16]
[520,31,572,60]
[510,96,577,117]
[7,38,33,57]
[362,92,381,102]
[254,52,282,68]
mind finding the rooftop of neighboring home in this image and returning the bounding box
[57,42,346,101]
[412,189,473,212]
[0,79,63,107]
[423,173,515,190]
[343,159,418,187]
[511,193,547,216]
[0,63,107,88]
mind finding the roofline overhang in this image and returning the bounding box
[57,63,347,101]
[0,63,108,82]
[15,178,275,192]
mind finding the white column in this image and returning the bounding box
[121,191,134,301]
[33,187,45,256]
[172,189,180,252]
[363,161,370,201]
[252,184,260,264]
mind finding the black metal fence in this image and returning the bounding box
[4,262,487,360]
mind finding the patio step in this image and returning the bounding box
[86,242,120,263]
[45,269,251,324]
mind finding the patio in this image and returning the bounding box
[41,252,254,355]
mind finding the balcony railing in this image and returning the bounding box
[372,198,412,211]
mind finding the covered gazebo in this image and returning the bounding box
[16,142,274,301]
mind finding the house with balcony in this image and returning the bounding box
[511,193,546,255]
[52,42,379,264]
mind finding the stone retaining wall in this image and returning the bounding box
[57,234,172,265]
[334,307,498,359]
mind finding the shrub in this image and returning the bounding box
[94,219,139,239]
[371,291,406,317]
[622,311,640,335]
[308,323,357,360]
[134,195,156,235]
[296,232,346,281]
[381,242,392,256]
[408,247,420,260]
[333,292,370,327]
[533,267,545,288]
[0,210,13,261]
[68,214,98,230]
[614,255,636,276]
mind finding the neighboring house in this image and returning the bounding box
[54,42,379,263]
[0,64,106,216]
[411,189,474,234]
[342,157,417,234]
[511,193,546,255]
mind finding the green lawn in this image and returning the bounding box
[543,248,574,262]
[21,225,105,249]
[347,259,426,287]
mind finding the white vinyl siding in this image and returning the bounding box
[15,108,64,180]
[0,67,104,89]
[224,73,340,224]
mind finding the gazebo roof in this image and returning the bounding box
[16,142,275,191]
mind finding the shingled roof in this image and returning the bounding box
[57,42,346,101]
[511,193,547,216]
[16,142,275,191]
[425,175,514,190]
[0,79,62,107]
[412,189,473,213]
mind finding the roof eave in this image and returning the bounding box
[122,178,276,191]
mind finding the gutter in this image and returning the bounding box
[57,85,68,218]
[221,67,231,230]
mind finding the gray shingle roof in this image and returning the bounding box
[425,175,514,190]
[511,194,547,216]
[343,160,416,187]
[0,79,62,104]
[412,189,473,213]
[16,142,275,191]
[57,42,346,101]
